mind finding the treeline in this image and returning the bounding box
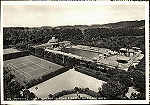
[3,20,145,52]
[75,66,110,82]
[47,87,102,100]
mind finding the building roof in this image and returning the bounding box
[132,47,140,50]
[47,37,58,43]
[118,56,130,61]
[120,48,135,53]
[128,49,135,53]
[3,48,21,55]
[120,48,127,51]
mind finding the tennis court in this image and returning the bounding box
[4,55,64,82]
[29,69,106,99]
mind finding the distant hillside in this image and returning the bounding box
[3,20,145,52]
[53,20,145,30]
[91,20,145,29]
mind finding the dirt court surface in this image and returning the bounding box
[4,55,64,82]
[29,69,106,99]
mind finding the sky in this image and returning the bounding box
[3,4,145,27]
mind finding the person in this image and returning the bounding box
[49,66,51,70]
[35,87,38,90]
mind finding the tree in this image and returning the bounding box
[112,72,133,87]
[130,92,145,100]
[4,80,23,100]
[101,80,127,99]
[4,71,15,83]
[129,70,145,92]
[29,92,36,100]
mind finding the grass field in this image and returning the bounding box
[4,55,64,84]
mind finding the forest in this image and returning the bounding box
[3,20,145,52]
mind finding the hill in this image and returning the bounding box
[3,20,145,52]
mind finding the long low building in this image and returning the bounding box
[3,48,29,61]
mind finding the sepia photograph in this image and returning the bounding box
[1,1,149,104]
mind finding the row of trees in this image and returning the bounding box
[75,66,110,82]
[47,87,103,100]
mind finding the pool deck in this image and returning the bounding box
[45,45,144,71]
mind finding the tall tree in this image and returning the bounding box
[101,80,127,99]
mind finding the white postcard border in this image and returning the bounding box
[1,1,149,104]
